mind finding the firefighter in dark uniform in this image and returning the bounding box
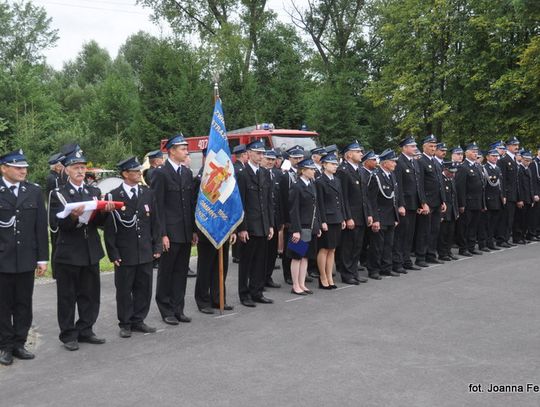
[483,149,505,250]
[46,152,66,279]
[143,150,164,187]
[455,143,485,256]
[393,137,427,273]
[152,134,197,325]
[531,146,540,239]
[437,161,459,260]
[514,150,537,243]
[335,140,372,285]
[262,149,282,289]
[311,147,326,179]
[231,144,247,264]
[358,151,378,269]
[366,149,400,279]
[104,156,162,338]
[0,150,48,365]
[279,145,305,285]
[237,140,275,307]
[496,137,521,247]
[49,146,115,351]
[193,148,235,315]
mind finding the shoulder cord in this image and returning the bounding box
[372,172,395,200]
[47,189,67,233]
[483,166,500,188]
[107,193,137,233]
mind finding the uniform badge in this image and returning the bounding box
[428,165,432,169]
[356,181,359,184]
[0,186,4,192]
[84,188,88,194]
[144,204,150,215]
[21,185,26,192]
[508,162,511,166]
[470,170,474,173]
[405,169,410,173]
[69,189,75,195]
[121,206,126,211]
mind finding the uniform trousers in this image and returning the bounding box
[415,207,441,261]
[487,209,502,247]
[496,202,516,244]
[0,271,34,351]
[336,225,364,281]
[50,232,58,279]
[477,211,489,248]
[114,262,153,329]
[463,209,481,251]
[437,220,455,258]
[281,227,292,282]
[265,232,279,283]
[238,236,267,301]
[156,242,191,318]
[195,239,229,309]
[55,263,100,343]
[367,226,394,276]
[514,204,532,242]
[392,210,416,269]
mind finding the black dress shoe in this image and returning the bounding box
[176,314,192,323]
[212,303,234,311]
[265,280,281,288]
[342,278,359,285]
[119,328,132,338]
[308,271,320,278]
[0,350,13,365]
[291,289,307,296]
[198,306,215,315]
[12,346,35,360]
[79,335,106,344]
[131,323,157,333]
[507,242,517,247]
[303,289,314,295]
[253,296,274,304]
[241,299,256,307]
[358,266,366,271]
[415,261,429,267]
[459,250,473,257]
[479,247,491,252]
[404,264,421,270]
[449,254,459,260]
[393,267,406,274]
[187,268,197,277]
[355,276,368,283]
[439,256,452,261]
[381,271,400,277]
[469,249,483,255]
[330,284,338,289]
[63,341,79,351]
[426,258,443,264]
[487,245,500,251]
[163,316,179,325]
[498,242,511,248]
[285,278,293,285]
[369,274,382,280]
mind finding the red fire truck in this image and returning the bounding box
[159,123,320,174]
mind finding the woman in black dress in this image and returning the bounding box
[315,153,346,289]
[287,158,321,295]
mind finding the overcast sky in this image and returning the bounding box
[31,0,301,69]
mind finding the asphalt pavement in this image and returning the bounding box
[1,243,539,407]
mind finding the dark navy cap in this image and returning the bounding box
[60,143,80,155]
[48,152,64,165]
[422,134,438,144]
[487,148,499,156]
[310,147,327,156]
[321,153,338,164]
[286,145,305,158]
[0,149,29,167]
[465,142,479,151]
[490,141,506,150]
[521,150,533,159]
[274,149,283,159]
[147,150,163,159]
[506,136,520,145]
[233,144,246,155]
[399,136,417,147]
[478,150,485,157]
[117,156,143,172]
[341,140,363,155]
[442,161,459,173]
[264,149,277,159]
[62,145,87,166]
[325,144,338,154]
[165,133,188,150]
[247,140,265,152]
[361,150,378,163]
[436,142,447,151]
[378,149,398,161]
[297,158,318,169]
[451,146,464,154]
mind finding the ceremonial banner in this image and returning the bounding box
[195,98,244,248]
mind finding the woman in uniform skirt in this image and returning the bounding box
[315,153,346,289]
[287,158,321,295]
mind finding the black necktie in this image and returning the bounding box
[9,185,16,197]
[177,167,182,177]
[78,187,83,196]
[130,187,137,201]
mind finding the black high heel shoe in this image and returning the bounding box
[329,284,338,289]
[291,289,307,296]
[318,278,332,290]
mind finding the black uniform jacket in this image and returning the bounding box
[104,185,162,266]
[483,163,504,210]
[237,164,274,237]
[49,183,107,266]
[336,161,371,226]
[455,159,485,211]
[497,154,519,202]
[417,154,445,208]
[0,180,48,273]
[288,179,321,235]
[367,169,399,226]
[269,168,283,229]
[395,153,426,210]
[279,169,297,225]
[518,165,533,205]
[315,173,346,225]
[152,160,195,244]
[441,176,459,221]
